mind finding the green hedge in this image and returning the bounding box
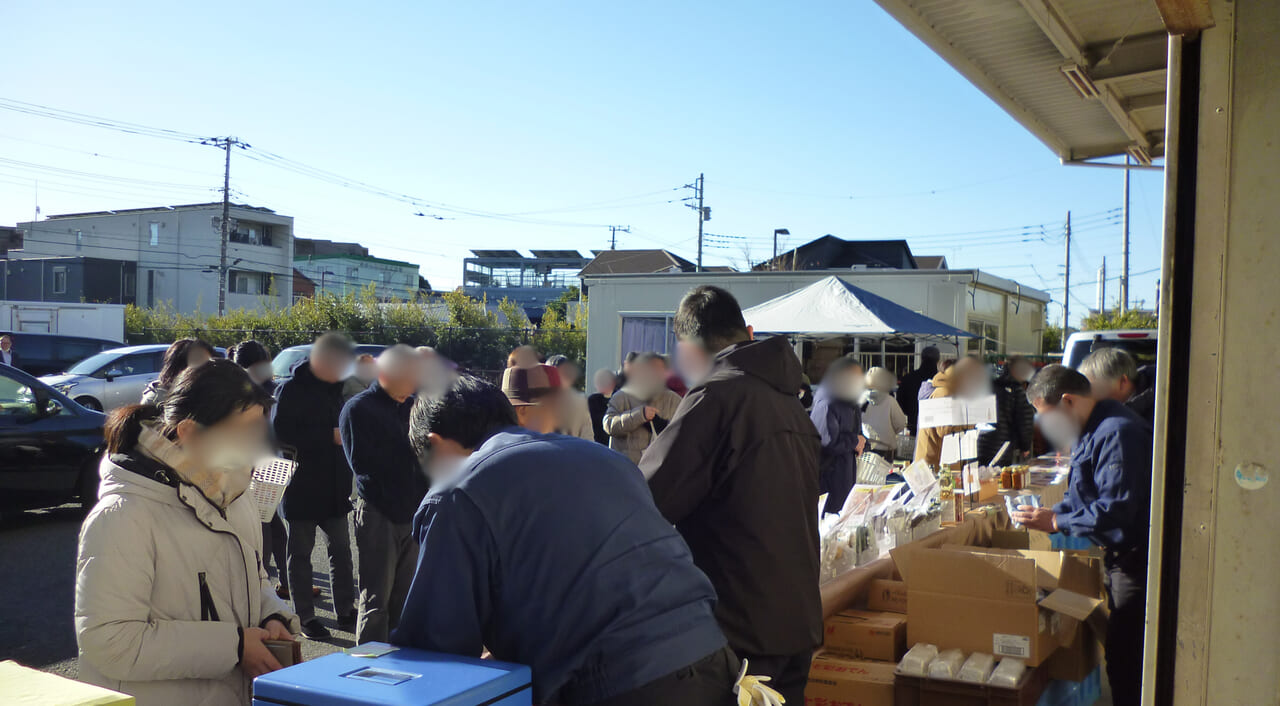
[125,288,586,374]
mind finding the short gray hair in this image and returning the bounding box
[1079,347,1138,385]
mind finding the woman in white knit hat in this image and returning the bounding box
[861,366,908,461]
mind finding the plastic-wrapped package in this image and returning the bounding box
[819,504,877,580]
[987,657,1027,687]
[926,649,965,679]
[957,652,995,683]
[897,643,939,677]
[1004,493,1041,529]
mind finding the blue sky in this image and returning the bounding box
[0,0,1163,324]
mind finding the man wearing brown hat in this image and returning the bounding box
[501,364,562,433]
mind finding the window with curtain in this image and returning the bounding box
[620,315,676,363]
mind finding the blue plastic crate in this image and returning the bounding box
[252,643,532,706]
[1049,533,1096,551]
[1036,666,1102,706]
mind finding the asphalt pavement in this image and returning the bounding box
[0,503,349,678]
[1,503,1113,705]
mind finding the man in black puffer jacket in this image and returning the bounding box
[979,356,1038,464]
[273,332,356,640]
[640,286,822,705]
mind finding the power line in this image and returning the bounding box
[0,97,208,143]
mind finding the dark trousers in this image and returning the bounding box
[735,650,812,705]
[1104,547,1148,705]
[353,498,418,644]
[578,647,738,706]
[261,513,290,593]
[286,514,356,622]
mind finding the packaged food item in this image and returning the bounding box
[957,652,995,683]
[897,642,939,677]
[1004,493,1041,528]
[988,657,1027,687]
[926,649,965,679]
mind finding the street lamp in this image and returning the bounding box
[773,228,790,269]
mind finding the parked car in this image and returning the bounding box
[0,364,106,513]
[40,344,227,412]
[0,332,120,377]
[271,343,388,381]
[1063,329,1158,370]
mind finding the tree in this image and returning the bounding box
[1080,309,1158,331]
[1041,324,1064,354]
[544,286,581,320]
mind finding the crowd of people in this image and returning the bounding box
[67,291,1158,705]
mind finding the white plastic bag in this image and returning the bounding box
[957,652,995,683]
[927,649,966,679]
[898,643,939,677]
[988,657,1027,687]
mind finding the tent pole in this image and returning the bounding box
[880,338,887,368]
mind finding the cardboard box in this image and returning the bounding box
[891,544,1107,667]
[990,527,1054,551]
[865,578,908,614]
[823,609,907,661]
[804,652,895,706]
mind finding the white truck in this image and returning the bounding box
[0,302,126,343]
[1062,329,1158,370]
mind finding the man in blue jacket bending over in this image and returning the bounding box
[1011,364,1152,705]
[390,375,737,705]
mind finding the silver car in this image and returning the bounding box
[40,344,170,412]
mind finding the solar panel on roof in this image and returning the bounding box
[469,249,524,258]
[530,249,585,259]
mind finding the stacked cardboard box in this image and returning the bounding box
[823,609,908,662]
[804,651,896,706]
[891,544,1105,668]
[810,516,1107,703]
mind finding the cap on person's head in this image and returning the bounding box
[866,367,897,393]
[501,364,561,406]
[545,354,569,368]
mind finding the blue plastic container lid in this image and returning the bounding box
[252,643,532,706]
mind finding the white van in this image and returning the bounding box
[1062,329,1158,370]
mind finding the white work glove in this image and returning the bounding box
[734,658,786,706]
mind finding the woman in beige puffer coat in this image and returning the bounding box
[603,355,683,465]
[76,360,300,706]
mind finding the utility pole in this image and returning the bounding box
[1063,211,1072,333]
[203,137,246,316]
[1097,258,1107,314]
[607,225,630,250]
[1120,154,1131,312]
[684,174,707,272]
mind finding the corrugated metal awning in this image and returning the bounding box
[874,0,1170,163]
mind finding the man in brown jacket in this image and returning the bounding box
[640,286,822,705]
[914,355,988,467]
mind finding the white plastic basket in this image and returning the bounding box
[248,457,297,523]
[857,452,892,486]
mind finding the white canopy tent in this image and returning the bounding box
[741,275,975,344]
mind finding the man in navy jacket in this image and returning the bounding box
[1012,365,1152,705]
[391,376,736,706]
[340,345,428,644]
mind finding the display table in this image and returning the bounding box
[0,661,133,705]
